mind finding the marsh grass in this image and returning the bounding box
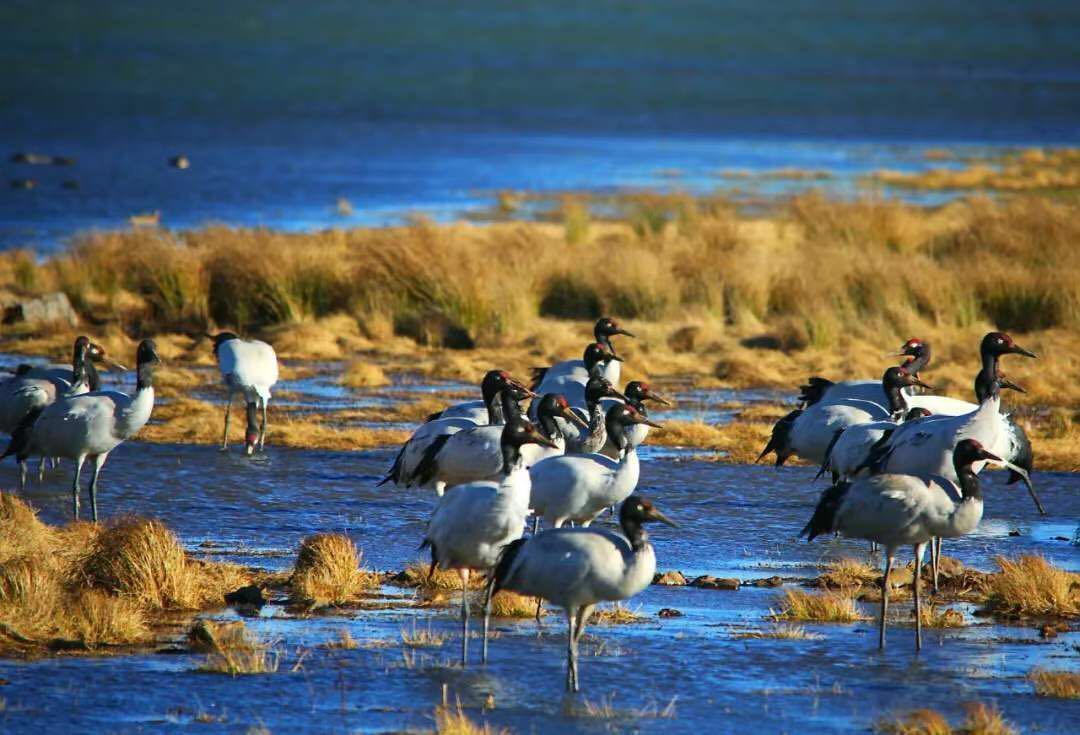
[1029,668,1080,698]
[398,562,485,593]
[771,589,868,623]
[981,555,1080,618]
[434,700,509,735]
[341,360,389,388]
[289,534,378,607]
[816,558,880,590]
[875,703,1017,735]
[321,629,359,650]
[193,620,280,676]
[590,604,648,625]
[734,624,822,641]
[0,495,250,655]
[916,605,966,629]
[400,622,450,648]
[567,693,678,720]
[488,590,544,618]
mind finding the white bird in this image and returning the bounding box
[381,381,533,493]
[420,418,555,665]
[531,342,623,413]
[409,397,572,493]
[485,494,676,691]
[794,338,932,409]
[599,380,671,459]
[423,370,536,425]
[530,318,633,395]
[530,404,660,529]
[562,376,627,454]
[802,439,1001,651]
[211,332,279,456]
[2,339,160,521]
[818,367,934,482]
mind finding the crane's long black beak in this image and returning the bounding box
[1012,345,1037,358]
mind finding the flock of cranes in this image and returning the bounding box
[0,317,1046,690]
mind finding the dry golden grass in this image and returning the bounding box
[590,604,648,625]
[1029,668,1080,699]
[288,534,378,607]
[321,629,359,650]
[981,555,1080,618]
[568,693,678,720]
[434,701,509,735]
[192,619,280,676]
[816,558,880,589]
[918,604,966,629]
[734,624,822,640]
[771,589,868,623]
[488,590,544,619]
[876,703,1016,735]
[398,561,485,593]
[0,495,251,655]
[400,622,450,648]
[341,359,389,388]
[873,147,1080,193]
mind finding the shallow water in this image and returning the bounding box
[0,427,1077,733]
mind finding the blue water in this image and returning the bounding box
[2,1,1079,250]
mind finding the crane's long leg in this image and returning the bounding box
[482,573,493,665]
[37,457,46,483]
[221,394,233,449]
[88,452,108,523]
[880,550,893,650]
[460,569,470,667]
[931,537,941,594]
[72,455,86,520]
[913,542,925,652]
[565,608,577,693]
[572,604,593,693]
[259,399,268,451]
[18,460,27,491]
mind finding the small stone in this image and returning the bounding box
[1039,624,1059,639]
[691,575,740,591]
[755,576,784,587]
[658,608,683,618]
[653,570,687,586]
[224,585,266,607]
[1008,529,1022,537]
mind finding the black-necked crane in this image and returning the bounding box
[599,380,671,459]
[530,318,633,396]
[529,404,660,530]
[211,332,279,456]
[424,369,536,425]
[802,439,1002,652]
[420,418,556,665]
[410,394,585,493]
[531,342,623,413]
[2,339,160,521]
[485,494,676,691]
[795,338,932,410]
[562,375,627,454]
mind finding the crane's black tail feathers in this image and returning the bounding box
[529,367,549,393]
[853,429,895,477]
[413,433,452,487]
[798,377,835,407]
[423,410,444,423]
[1,408,41,462]
[489,537,528,598]
[377,443,407,487]
[757,409,802,467]
[815,429,844,480]
[1006,420,1033,485]
[801,480,851,541]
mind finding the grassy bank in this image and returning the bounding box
[1,189,1079,466]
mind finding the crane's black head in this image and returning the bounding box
[619,496,678,548]
[595,317,634,340]
[137,339,162,366]
[624,381,671,407]
[953,439,1002,470]
[898,337,926,357]
[584,375,626,405]
[904,407,932,421]
[606,403,662,453]
[981,332,1037,359]
[882,366,934,392]
[583,342,621,372]
[210,331,239,357]
[72,335,91,357]
[536,393,588,430]
[502,416,559,450]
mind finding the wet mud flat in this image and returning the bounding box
[0,439,1076,734]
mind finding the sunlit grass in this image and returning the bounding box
[288,533,379,607]
[1029,668,1080,699]
[400,622,450,648]
[566,693,678,720]
[770,589,868,623]
[875,702,1016,735]
[981,555,1080,618]
[734,624,822,641]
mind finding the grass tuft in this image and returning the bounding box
[487,591,544,619]
[1029,668,1080,699]
[590,605,648,625]
[400,622,450,648]
[341,360,390,388]
[734,624,822,640]
[568,693,678,720]
[982,555,1080,618]
[321,629,359,650]
[771,589,867,623]
[434,701,509,735]
[193,619,280,676]
[289,534,378,607]
[875,703,1016,735]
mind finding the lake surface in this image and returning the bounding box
[0,377,1077,733]
[2,1,1079,250]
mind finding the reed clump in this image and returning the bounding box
[875,703,1016,735]
[192,619,279,676]
[434,701,509,735]
[816,558,880,590]
[771,589,867,623]
[981,555,1080,619]
[289,534,378,607]
[0,495,252,655]
[1029,668,1080,699]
